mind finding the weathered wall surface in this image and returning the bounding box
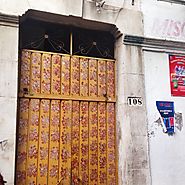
[115,39,150,185]
[142,0,185,185]
[0,23,18,184]
[0,0,151,184]
[142,0,185,42]
[144,51,185,185]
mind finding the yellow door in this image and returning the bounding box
[16,50,117,185]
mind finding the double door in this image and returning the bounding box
[16,50,117,185]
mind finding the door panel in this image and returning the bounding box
[16,50,117,185]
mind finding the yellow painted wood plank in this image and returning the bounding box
[30,52,41,94]
[89,102,98,185]
[98,102,107,185]
[20,51,31,94]
[41,54,51,94]
[16,98,29,185]
[26,99,40,185]
[79,101,89,184]
[48,100,60,185]
[80,58,89,96]
[51,55,61,95]
[89,59,98,97]
[71,56,80,96]
[107,103,116,185]
[61,56,70,95]
[58,100,72,184]
[71,101,80,184]
[37,100,50,185]
[107,61,115,99]
[98,60,106,97]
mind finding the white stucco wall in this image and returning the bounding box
[144,51,185,185]
[0,0,148,184]
[0,24,18,184]
[142,1,185,184]
[142,0,185,42]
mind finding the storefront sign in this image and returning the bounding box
[169,55,185,96]
[156,101,175,134]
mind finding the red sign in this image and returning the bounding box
[169,55,185,96]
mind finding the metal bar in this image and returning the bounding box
[19,93,116,102]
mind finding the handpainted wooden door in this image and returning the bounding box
[16,50,117,185]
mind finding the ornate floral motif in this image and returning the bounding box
[51,102,60,112]
[39,163,48,177]
[53,56,61,65]
[16,171,26,182]
[60,167,69,180]
[91,114,98,125]
[72,71,80,81]
[40,147,48,160]
[42,82,50,92]
[62,59,70,69]
[43,69,50,79]
[99,143,106,154]
[42,100,50,113]
[53,79,60,92]
[99,156,106,168]
[72,102,79,112]
[62,83,69,94]
[32,66,40,78]
[108,125,114,137]
[81,158,88,171]
[30,114,39,126]
[28,145,38,158]
[61,101,71,112]
[99,128,106,140]
[50,165,58,177]
[51,130,60,142]
[31,99,39,112]
[80,116,88,127]
[81,144,88,155]
[82,172,88,184]
[108,140,115,149]
[100,171,107,184]
[51,116,60,126]
[61,132,71,144]
[18,134,27,146]
[62,117,71,128]
[81,130,88,141]
[71,130,79,140]
[41,116,49,128]
[90,127,98,137]
[108,151,115,162]
[108,163,116,175]
[61,149,70,162]
[72,84,80,95]
[99,116,106,127]
[20,99,29,112]
[72,157,79,169]
[19,118,28,129]
[21,76,30,86]
[50,147,59,160]
[72,145,79,155]
[90,153,98,166]
[41,131,49,144]
[27,163,37,177]
[32,80,40,93]
[29,128,38,141]
[90,141,98,152]
[90,169,98,181]
[17,151,27,164]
